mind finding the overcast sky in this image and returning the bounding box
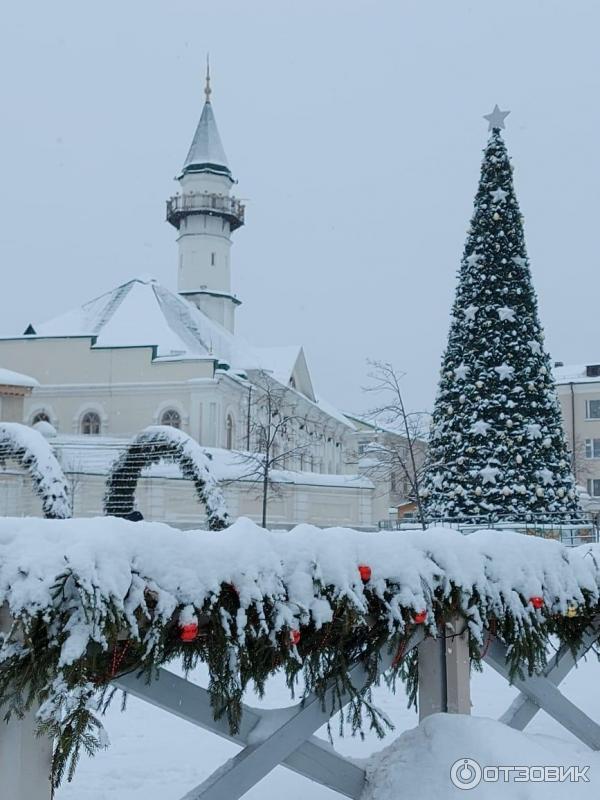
[1,1,598,415]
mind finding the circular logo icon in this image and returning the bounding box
[450,758,482,790]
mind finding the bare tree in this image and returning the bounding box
[570,435,593,485]
[362,360,429,529]
[235,370,316,529]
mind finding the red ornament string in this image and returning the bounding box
[391,638,407,669]
[479,618,497,660]
[110,641,130,678]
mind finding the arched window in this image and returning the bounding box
[160,409,181,429]
[31,411,50,426]
[226,414,234,449]
[80,411,101,435]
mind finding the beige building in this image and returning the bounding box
[554,362,600,512]
[344,414,427,523]
[0,368,37,422]
[0,73,392,529]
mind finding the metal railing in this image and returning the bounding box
[378,514,599,547]
[166,192,245,230]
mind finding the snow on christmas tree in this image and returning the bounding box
[422,106,580,522]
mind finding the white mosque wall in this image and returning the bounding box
[0,467,377,530]
[0,337,215,386]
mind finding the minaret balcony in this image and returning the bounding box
[166,192,245,231]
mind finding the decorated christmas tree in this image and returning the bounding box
[422,106,580,522]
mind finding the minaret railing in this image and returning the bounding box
[166,192,245,229]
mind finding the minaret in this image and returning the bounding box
[167,59,244,332]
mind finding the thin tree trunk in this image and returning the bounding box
[262,465,269,529]
[398,391,427,530]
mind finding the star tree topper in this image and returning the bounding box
[484,104,510,131]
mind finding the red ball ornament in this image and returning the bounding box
[289,628,301,646]
[358,564,372,583]
[530,596,544,609]
[179,622,199,642]
[413,610,427,624]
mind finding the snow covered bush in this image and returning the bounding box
[1,516,599,787]
[0,422,71,518]
[103,425,228,530]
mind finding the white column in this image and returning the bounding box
[0,606,53,800]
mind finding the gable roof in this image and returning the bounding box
[7,276,352,429]
[252,346,317,401]
[20,276,256,369]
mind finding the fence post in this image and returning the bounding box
[0,606,53,800]
[418,615,471,721]
[444,616,471,714]
[418,633,446,720]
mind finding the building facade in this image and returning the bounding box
[0,72,392,529]
[554,362,600,512]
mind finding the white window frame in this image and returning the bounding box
[586,400,600,420]
[587,478,600,497]
[585,438,600,459]
[160,408,182,429]
[80,410,101,435]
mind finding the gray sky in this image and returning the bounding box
[1,1,598,416]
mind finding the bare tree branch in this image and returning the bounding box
[232,370,319,528]
[360,360,429,529]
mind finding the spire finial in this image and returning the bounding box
[204,54,212,103]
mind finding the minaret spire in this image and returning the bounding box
[167,64,245,333]
[205,54,212,103]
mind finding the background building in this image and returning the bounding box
[554,362,600,513]
[0,75,396,529]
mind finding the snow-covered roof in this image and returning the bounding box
[314,396,356,429]
[344,413,407,437]
[0,367,38,388]
[553,363,600,385]
[16,276,258,369]
[252,345,303,386]
[4,275,351,428]
[182,100,231,178]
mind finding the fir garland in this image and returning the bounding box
[1,561,599,789]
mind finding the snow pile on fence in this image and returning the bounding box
[0,422,71,519]
[1,516,599,638]
[1,515,600,786]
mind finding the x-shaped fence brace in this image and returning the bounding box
[113,627,426,800]
[484,615,600,750]
[113,616,600,800]
[4,616,600,800]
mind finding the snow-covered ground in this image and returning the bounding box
[57,654,600,799]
